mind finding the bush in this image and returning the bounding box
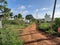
[39,23,50,32]
[46,29,57,34]
[36,21,50,32]
[55,18,60,25]
[0,28,23,45]
[53,18,60,32]
[2,20,24,25]
[52,24,59,32]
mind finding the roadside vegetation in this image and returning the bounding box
[36,18,60,36]
[0,0,30,45]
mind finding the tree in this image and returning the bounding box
[9,12,13,17]
[0,0,9,19]
[17,13,22,19]
[25,14,34,20]
[14,15,18,19]
[45,13,51,22]
[0,0,7,5]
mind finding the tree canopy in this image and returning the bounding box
[17,13,22,18]
[25,14,34,20]
[0,0,12,19]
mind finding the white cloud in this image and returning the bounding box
[20,10,29,15]
[56,4,60,8]
[41,8,49,11]
[11,5,60,19]
[33,9,45,19]
[35,9,39,12]
[32,8,53,19]
[18,5,26,10]
[33,13,44,19]
[54,11,60,18]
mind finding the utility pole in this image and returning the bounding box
[51,0,57,33]
[52,0,57,22]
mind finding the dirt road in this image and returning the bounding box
[21,23,60,45]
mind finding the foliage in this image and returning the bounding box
[25,14,34,20]
[46,29,57,34]
[2,20,25,25]
[0,28,23,45]
[39,23,50,31]
[0,0,11,19]
[44,13,51,22]
[52,18,60,32]
[14,15,18,19]
[17,13,22,19]
[36,20,50,32]
[54,18,60,26]
[9,12,13,17]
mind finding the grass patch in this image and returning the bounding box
[0,28,24,45]
[39,23,50,29]
[0,20,31,45]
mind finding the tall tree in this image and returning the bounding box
[45,13,51,22]
[0,0,11,19]
[17,13,22,19]
[9,12,13,17]
[25,14,34,20]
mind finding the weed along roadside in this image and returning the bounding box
[1,0,60,45]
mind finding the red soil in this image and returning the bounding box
[20,23,60,45]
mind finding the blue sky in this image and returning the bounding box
[7,0,60,19]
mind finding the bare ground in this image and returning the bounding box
[20,23,60,45]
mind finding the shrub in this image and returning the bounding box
[52,24,59,32]
[52,18,60,32]
[46,29,57,34]
[0,28,23,45]
[38,23,50,32]
[36,20,49,31]
[55,18,60,25]
[2,20,24,25]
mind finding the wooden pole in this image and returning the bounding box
[51,0,57,33]
[52,0,57,22]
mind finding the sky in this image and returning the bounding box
[7,0,60,19]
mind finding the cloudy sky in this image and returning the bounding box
[7,0,60,19]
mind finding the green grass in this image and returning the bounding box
[3,23,30,31]
[0,20,31,45]
[0,28,24,45]
[39,23,50,29]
